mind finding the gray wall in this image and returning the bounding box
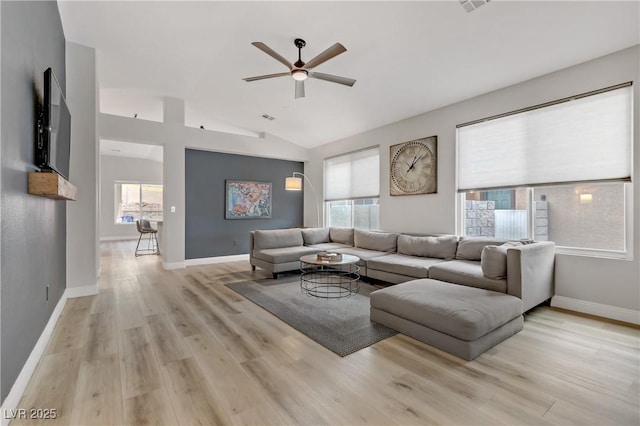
[185,149,303,258]
[100,155,163,240]
[0,1,66,402]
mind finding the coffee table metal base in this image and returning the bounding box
[300,262,360,299]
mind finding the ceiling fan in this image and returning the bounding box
[243,38,356,99]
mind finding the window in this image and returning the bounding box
[457,84,632,255]
[326,198,380,229]
[533,182,626,252]
[324,147,380,229]
[115,183,163,223]
[461,182,628,252]
[464,189,527,239]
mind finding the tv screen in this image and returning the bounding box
[36,67,71,179]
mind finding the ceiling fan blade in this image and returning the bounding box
[309,72,356,87]
[303,43,347,70]
[295,80,305,99]
[243,72,290,82]
[251,42,293,70]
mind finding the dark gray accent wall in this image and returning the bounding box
[185,149,303,258]
[1,1,66,402]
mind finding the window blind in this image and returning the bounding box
[324,147,380,201]
[457,84,632,192]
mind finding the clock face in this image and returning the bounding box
[390,137,437,196]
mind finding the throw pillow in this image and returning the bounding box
[456,237,507,261]
[481,241,523,280]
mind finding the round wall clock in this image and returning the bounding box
[390,136,437,196]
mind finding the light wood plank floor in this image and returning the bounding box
[12,241,640,425]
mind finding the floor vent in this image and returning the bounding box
[460,0,490,13]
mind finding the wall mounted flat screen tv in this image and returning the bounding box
[36,67,71,179]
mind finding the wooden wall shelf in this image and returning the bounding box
[28,172,77,201]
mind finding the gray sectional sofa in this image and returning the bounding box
[250,227,555,312]
[249,227,556,360]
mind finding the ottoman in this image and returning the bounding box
[370,278,523,360]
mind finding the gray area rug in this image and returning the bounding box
[226,275,398,357]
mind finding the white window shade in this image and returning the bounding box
[324,147,380,201]
[457,84,632,192]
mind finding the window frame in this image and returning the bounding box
[456,183,632,260]
[114,181,164,225]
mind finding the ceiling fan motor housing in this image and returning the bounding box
[294,38,306,68]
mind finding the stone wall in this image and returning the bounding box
[534,201,549,241]
[465,200,496,237]
[465,200,549,241]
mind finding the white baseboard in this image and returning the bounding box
[551,296,640,325]
[163,261,185,270]
[0,292,68,426]
[185,254,249,267]
[100,236,137,241]
[65,284,98,298]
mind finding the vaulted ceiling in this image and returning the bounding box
[59,1,640,149]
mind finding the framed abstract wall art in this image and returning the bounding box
[225,180,272,219]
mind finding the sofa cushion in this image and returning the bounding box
[397,235,458,259]
[307,242,352,251]
[329,227,355,245]
[370,279,522,341]
[252,246,319,263]
[456,237,507,261]
[354,229,398,252]
[367,254,448,279]
[428,260,507,293]
[301,228,330,245]
[334,247,390,262]
[253,229,303,250]
[481,242,523,280]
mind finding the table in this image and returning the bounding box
[299,254,361,298]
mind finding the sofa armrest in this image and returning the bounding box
[506,241,555,312]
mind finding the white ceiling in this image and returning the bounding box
[59,1,640,149]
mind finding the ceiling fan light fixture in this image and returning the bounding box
[291,69,308,81]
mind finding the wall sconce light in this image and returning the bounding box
[285,172,320,227]
[580,193,593,203]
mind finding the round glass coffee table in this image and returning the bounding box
[299,254,361,298]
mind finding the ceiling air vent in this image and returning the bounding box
[460,0,490,13]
